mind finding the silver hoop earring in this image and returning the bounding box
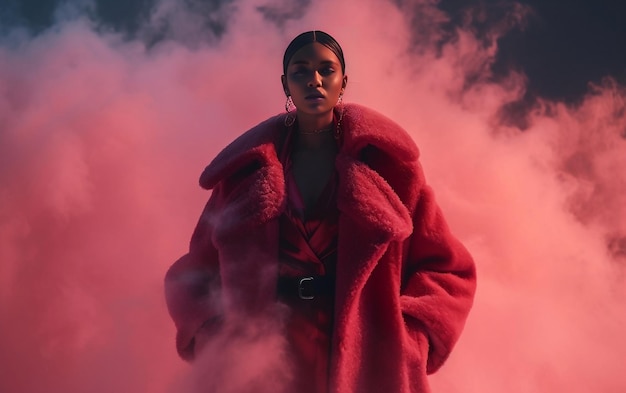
[285,96,296,127]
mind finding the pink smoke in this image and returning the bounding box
[0,1,625,392]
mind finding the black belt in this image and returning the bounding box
[277,275,335,300]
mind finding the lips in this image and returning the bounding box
[305,93,325,99]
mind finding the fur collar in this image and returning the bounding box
[199,103,417,242]
[199,103,419,190]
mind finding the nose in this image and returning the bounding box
[307,71,322,87]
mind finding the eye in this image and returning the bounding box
[290,66,308,77]
[319,67,335,76]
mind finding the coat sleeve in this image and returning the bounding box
[400,174,477,374]
[164,184,224,361]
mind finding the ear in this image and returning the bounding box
[342,74,348,90]
[281,75,289,96]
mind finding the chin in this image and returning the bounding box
[300,105,333,116]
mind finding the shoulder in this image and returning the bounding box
[199,113,287,190]
[340,103,420,162]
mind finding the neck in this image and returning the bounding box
[295,122,336,150]
[295,129,336,150]
[296,110,334,134]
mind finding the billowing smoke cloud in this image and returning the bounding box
[0,0,624,392]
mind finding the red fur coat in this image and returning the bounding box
[165,103,476,393]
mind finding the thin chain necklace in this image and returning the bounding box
[298,125,334,135]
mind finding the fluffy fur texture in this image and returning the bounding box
[165,103,476,393]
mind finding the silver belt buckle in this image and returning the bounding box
[298,277,315,300]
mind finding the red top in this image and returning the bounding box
[278,129,339,393]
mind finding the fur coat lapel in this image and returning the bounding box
[198,116,286,242]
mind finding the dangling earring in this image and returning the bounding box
[335,91,345,139]
[284,95,296,127]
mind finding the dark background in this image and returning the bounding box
[1,0,625,104]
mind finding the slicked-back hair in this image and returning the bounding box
[282,30,346,75]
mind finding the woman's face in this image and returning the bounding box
[282,43,347,118]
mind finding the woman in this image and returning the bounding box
[165,30,476,393]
